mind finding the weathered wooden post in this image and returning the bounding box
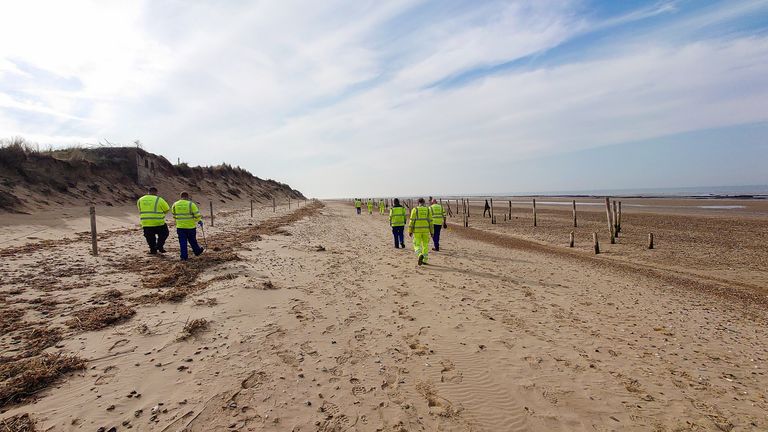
[604,197,615,244]
[509,200,512,220]
[617,202,622,234]
[648,233,654,249]
[612,200,619,237]
[572,200,577,227]
[532,198,537,227]
[569,231,575,248]
[210,201,214,227]
[490,198,495,224]
[89,206,98,256]
[289,197,291,209]
[250,199,253,218]
[273,197,276,213]
[593,232,600,254]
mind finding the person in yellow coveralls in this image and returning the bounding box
[379,199,386,215]
[354,198,362,215]
[367,199,374,215]
[408,198,433,266]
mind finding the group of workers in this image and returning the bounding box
[354,196,446,266]
[137,187,205,261]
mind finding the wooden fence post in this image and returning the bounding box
[605,197,615,244]
[617,202,622,234]
[593,232,600,254]
[250,199,253,218]
[613,200,619,237]
[273,197,276,213]
[490,198,495,224]
[569,231,575,248]
[509,200,512,220]
[289,197,291,209]
[210,201,214,227]
[572,200,577,227]
[532,198,537,227]
[89,206,98,256]
[648,233,654,249]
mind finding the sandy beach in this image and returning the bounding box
[1,199,767,431]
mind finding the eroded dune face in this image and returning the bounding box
[0,145,303,214]
[1,200,766,431]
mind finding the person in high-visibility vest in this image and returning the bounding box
[379,200,386,215]
[171,191,205,261]
[367,199,374,215]
[354,198,362,215]
[389,198,407,249]
[408,198,433,265]
[429,199,446,251]
[136,186,170,254]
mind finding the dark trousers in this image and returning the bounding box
[392,226,405,248]
[143,224,169,252]
[177,228,203,260]
[432,224,442,249]
[356,207,361,214]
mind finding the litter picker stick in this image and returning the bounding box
[200,223,209,248]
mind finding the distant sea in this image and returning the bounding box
[470,185,768,199]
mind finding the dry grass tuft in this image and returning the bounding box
[22,327,63,357]
[66,303,136,331]
[177,318,209,341]
[0,412,36,431]
[143,251,241,289]
[0,308,25,333]
[0,353,86,408]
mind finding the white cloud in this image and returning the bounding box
[1,0,767,197]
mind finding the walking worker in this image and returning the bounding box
[137,186,170,254]
[389,198,407,248]
[429,199,446,251]
[408,198,433,265]
[484,199,491,217]
[354,198,362,215]
[171,192,205,261]
[367,199,374,215]
[379,199,386,215]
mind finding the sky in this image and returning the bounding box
[1,0,767,198]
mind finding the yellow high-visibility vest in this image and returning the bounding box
[389,206,406,227]
[430,203,445,225]
[408,206,433,234]
[171,199,202,229]
[137,194,169,227]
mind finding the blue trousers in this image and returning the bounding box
[432,224,442,249]
[392,226,405,248]
[177,228,203,260]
